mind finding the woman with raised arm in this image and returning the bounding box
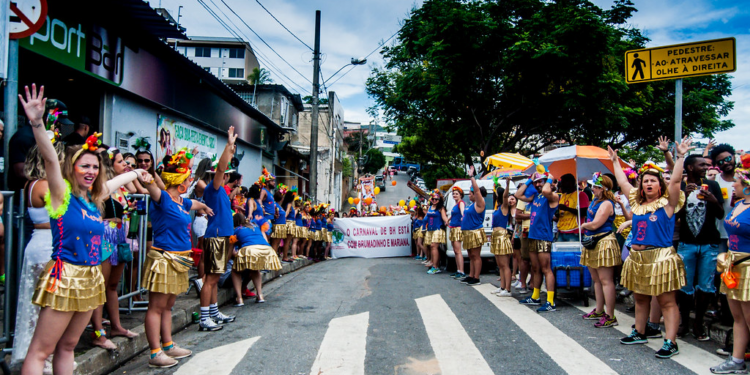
[425,190,449,275]
[579,173,621,328]
[491,178,514,295]
[460,167,487,285]
[448,186,466,279]
[609,137,690,359]
[19,85,147,375]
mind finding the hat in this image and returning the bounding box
[45,99,74,126]
[532,172,547,182]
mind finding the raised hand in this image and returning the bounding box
[674,136,694,157]
[656,136,670,152]
[18,84,47,126]
[227,126,238,145]
[607,146,619,163]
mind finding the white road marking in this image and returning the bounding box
[174,336,260,375]
[573,298,722,375]
[415,294,494,375]
[475,284,619,374]
[309,311,369,375]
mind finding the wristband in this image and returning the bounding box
[525,178,533,186]
[546,178,554,184]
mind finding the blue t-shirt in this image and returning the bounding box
[295,212,303,227]
[492,207,509,229]
[327,222,334,231]
[632,207,675,248]
[262,188,275,220]
[426,207,444,231]
[449,203,463,227]
[203,180,233,238]
[50,185,105,266]
[461,202,485,231]
[529,193,555,242]
[414,218,422,230]
[151,190,193,252]
[274,202,286,225]
[725,205,750,252]
[585,199,615,236]
[234,225,270,248]
[286,206,296,220]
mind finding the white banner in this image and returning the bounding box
[331,215,412,258]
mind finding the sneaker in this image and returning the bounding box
[460,277,474,284]
[594,314,618,328]
[497,290,513,297]
[193,278,203,294]
[655,339,679,359]
[695,332,711,342]
[449,272,459,278]
[213,312,236,324]
[620,329,648,345]
[149,351,178,368]
[646,324,663,339]
[453,272,466,280]
[242,289,257,298]
[582,308,605,320]
[519,297,541,306]
[717,347,732,357]
[198,318,223,331]
[427,267,441,275]
[710,358,748,374]
[491,287,505,294]
[536,301,556,312]
[466,278,481,286]
[517,287,530,294]
[164,344,192,359]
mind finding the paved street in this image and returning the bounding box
[114,257,724,375]
[372,170,415,207]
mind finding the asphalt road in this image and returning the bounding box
[115,257,725,375]
[373,170,415,207]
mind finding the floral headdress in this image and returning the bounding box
[736,154,750,185]
[134,137,151,152]
[431,188,441,199]
[278,183,290,196]
[623,167,638,181]
[106,147,119,160]
[451,186,463,195]
[592,172,606,189]
[638,161,664,176]
[72,132,103,163]
[161,148,194,186]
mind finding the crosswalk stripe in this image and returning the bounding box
[174,336,260,375]
[415,294,494,375]
[573,299,722,375]
[309,311,369,375]
[475,284,619,375]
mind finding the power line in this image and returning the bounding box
[255,0,313,51]
[327,30,399,89]
[220,0,313,85]
[327,65,356,88]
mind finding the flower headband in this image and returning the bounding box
[736,154,750,185]
[451,186,463,195]
[592,172,607,190]
[45,108,67,129]
[106,147,119,160]
[72,132,103,163]
[161,148,194,186]
[623,167,638,181]
[638,161,664,176]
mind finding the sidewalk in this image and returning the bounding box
[64,258,313,375]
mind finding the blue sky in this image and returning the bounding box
[160,0,747,150]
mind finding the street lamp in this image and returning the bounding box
[324,57,367,85]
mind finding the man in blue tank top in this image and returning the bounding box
[515,172,560,312]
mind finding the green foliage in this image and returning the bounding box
[247,67,273,85]
[366,0,734,169]
[617,145,665,167]
[363,148,386,174]
[342,157,353,178]
[344,132,370,155]
[422,164,467,190]
[302,96,329,105]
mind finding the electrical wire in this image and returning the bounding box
[326,30,399,89]
[255,0,313,51]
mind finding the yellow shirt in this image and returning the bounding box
[557,192,581,233]
[517,201,531,230]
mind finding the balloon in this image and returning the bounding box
[409,200,416,207]
[353,197,360,204]
[380,206,387,212]
[374,187,380,195]
[348,197,354,205]
[391,181,397,186]
[399,200,406,207]
[365,197,373,205]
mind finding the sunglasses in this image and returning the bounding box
[430,198,438,201]
[125,161,134,167]
[717,156,733,165]
[137,158,152,163]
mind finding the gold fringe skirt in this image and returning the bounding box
[720,251,750,301]
[141,250,191,295]
[418,229,425,239]
[234,245,283,272]
[326,231,333,243]
[295,226,309,240]
[490,228,513,255]
[621,246,686,296]
[613,216,630,238]
[462,228,486,250]
[271,223,288,239]
[320,229,329,242]
[32,260,105,312]
[413,228,421,240]
[285,223,297,238]
[580,233,622,269]
[449,227,463,242]
[424,229,445,246]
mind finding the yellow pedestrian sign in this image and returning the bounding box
[625,37,736,84]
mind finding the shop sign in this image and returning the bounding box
[156,114,217,172]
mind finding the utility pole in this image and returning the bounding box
[309,10,321,203]
[3,40,17,191]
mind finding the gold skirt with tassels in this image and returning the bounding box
[719,251,750,301]
[285,223,297,238]
[580,233,622,268]
[270,223,288,239]
[141,250,192,295]
[462,229,486,250]
[613,215,630,238]
[320,229,329,242]
[234,245,282,272]
[326,231,333,243]
[425,229,445,246]
[295,226,308,240]
[32,260,105,312]
[449,227,463,242]
[490,228,513,255]
[621,246,686,296]
[412,228,420,240]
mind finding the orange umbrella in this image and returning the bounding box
[529,145,630,180]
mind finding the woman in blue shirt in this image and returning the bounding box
[141,150,213,367]
[460,170,487,285]
[231,213,282,304]
[579,173,621,328]
[269,190,287,256]
[711,161,750,373]
[491,178,514,295]
[425,190,449,274]
[448,186,466,279]
[292,200,307,259]
[20,85,145,374]
[610,138,690,359]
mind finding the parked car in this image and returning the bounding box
[375,175,386,192]
[388,166,399,175]
[443,179,517,263]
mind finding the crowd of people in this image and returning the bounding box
[4,84,346,373]
[408,136,750,371]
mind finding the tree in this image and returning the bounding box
[366,0,733,171]
[344,132,370,155]
[422,164,467,190]
[248,67,273,85]
[342,157,353,178]
[302,96,329,105]
[362,148,386,174]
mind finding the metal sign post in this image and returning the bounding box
[675,78,682,141]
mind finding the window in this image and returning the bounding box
[229,48,245,59]
[204,67,211,72]
[194,47,211,57]
[228,68,244,78]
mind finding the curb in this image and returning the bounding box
[72,258,314,375]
